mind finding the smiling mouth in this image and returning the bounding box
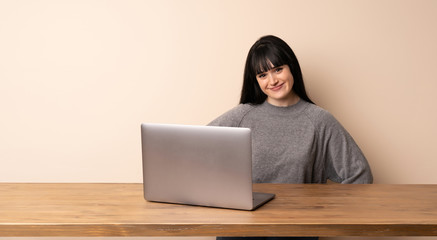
[269,83,284,91]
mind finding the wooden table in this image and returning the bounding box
[0,183,436,237]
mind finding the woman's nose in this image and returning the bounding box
[268,74,278,85]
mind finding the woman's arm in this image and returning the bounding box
[316,111,373,184]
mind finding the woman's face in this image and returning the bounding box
[255,64,299,107]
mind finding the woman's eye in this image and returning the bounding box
[275,67,283,73]
[258,73,266,78]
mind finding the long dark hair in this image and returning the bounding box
[240,35,314,105]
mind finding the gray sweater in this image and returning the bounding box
[208,100,373,184]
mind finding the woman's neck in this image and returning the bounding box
[266,92,300,107]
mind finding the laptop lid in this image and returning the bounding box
[141,123,274,210]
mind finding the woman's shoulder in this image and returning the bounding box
[208,103,256,127]
[229,103,256,114]
[301,102,339,128]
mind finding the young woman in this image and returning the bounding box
[209,35,373,240]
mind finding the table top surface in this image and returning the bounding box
[1,183,436,237]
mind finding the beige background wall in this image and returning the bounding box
[1,0,436,240]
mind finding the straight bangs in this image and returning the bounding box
[251,45,288,75]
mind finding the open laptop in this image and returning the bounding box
[141,123,275,210]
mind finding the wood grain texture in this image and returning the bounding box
[0,183,436,237]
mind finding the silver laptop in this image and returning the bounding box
[141,123,275,210]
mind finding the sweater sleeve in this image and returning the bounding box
[317,111,373,184]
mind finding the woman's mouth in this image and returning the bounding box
[269,83,284,91]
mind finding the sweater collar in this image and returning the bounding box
[260,99,308,115]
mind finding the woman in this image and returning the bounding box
[209,35,373,240]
